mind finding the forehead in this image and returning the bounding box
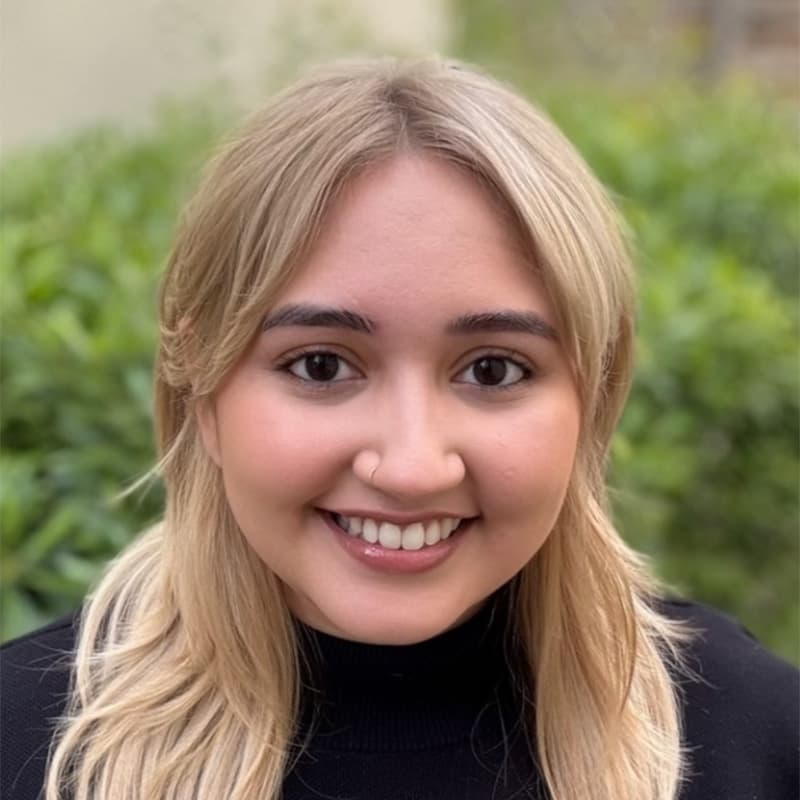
[274,154,553,324]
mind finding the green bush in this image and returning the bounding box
[1,107,221,637]
[547,88,799,661]
[2,84,797,662]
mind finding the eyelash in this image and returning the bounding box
[275,348,536,392]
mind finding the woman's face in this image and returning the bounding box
[198,154,581,644]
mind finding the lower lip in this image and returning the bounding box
[321,512,471,574]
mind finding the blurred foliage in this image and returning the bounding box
[1,43,798,663]
[1,105,224,637]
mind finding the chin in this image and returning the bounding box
[326,601,485,645]
[344,624,450,646]
[288,584,489,644]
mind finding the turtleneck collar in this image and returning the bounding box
[291,583,527,753]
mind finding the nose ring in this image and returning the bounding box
[369,463,379,485]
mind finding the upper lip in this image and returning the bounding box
[320,508,477,525]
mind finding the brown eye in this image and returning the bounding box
[456,356,531,388]
[286,352,356,383]
[473,357,509,385]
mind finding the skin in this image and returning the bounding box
[198,153,581,645]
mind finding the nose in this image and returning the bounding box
[353,386,466,500]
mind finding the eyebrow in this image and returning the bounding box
[447,310,559,341]
[261,304,375,334]
[261,303,558,341]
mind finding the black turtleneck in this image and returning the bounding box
[283,586,546,799]
[2,591,797,800]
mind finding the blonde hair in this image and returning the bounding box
[47,58,690,800]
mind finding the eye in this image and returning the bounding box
[283,351,360,383]
[455,355,532,388]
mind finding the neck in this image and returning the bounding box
[291,583,525,751]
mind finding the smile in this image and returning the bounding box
[328,512,467,550]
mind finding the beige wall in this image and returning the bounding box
[1,0,449,152]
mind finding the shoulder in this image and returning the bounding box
[1,613,79,800]
[662,597,798,715]
[661,598,799,800]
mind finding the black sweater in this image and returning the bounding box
[2,594,797,800]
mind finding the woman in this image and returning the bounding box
[2,58,797,800]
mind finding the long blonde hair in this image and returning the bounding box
[47,58,689,800]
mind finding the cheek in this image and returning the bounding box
[479,402,580,515]
[213,382,358,504]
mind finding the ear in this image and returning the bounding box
[195,396,222,467]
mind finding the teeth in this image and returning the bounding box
[424,520,441,545]
[378,522,402,550]
[362,518,379,544]
[332,513,466,549]
[401,522,425,551]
